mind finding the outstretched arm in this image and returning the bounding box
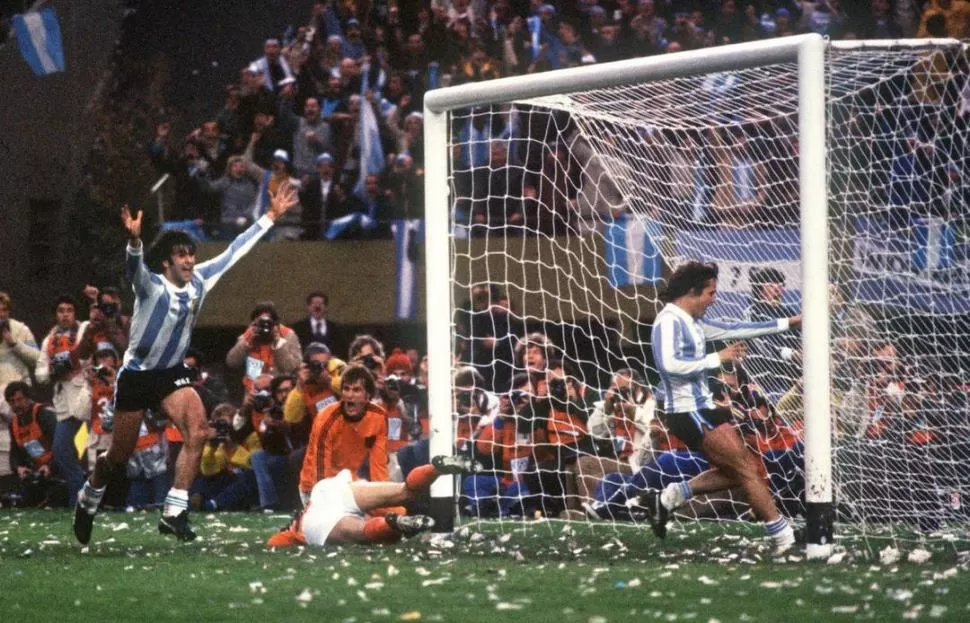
[699,314,800,341]
[121,205,163,299]
[196,184,301,288]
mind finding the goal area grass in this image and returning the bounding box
[1,509,968,622]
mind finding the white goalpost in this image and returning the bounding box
[423,34,970,557]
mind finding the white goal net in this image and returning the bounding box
[431,38,970,544]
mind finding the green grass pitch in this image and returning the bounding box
[1,510,968,622]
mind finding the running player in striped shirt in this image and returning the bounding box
[638,261,801,556]
[73,185,298,544]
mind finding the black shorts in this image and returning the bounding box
[114,364,198,412]
[661,408,734,450]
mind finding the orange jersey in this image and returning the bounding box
[381,399,412,453]
[476,416,534,486]
[12,404,53,467]
[300,402,389,493]
[90,378,115,435]
[547,406,588,446]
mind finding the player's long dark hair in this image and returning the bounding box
[660,261,718,303]
[147,230,197,273]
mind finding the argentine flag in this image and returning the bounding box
[353,98,385,199]
[392,219,423,320]
[13,8,65,77]
[603,212,662,288]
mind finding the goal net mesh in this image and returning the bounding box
[446,42,970,542]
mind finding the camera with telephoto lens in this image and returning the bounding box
[98,302,119,319]
[93,364,112,381]
[306,358,325,378]
[251,389,272,412]
[385,374,402,393]
[210,418,232,444]
[548,378,568,402]
[360,354,380,372]
[255,316,276,340]
[50,353,73,380]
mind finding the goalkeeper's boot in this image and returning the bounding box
[158,510,198,542]
[630,490,669,539]
[386,512,435,538]
[72,500,96,545]
[432,454,483,475]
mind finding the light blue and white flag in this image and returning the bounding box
[392,219,423,320]
[603,213,662,288]
[13,8,65,77]
[354,97,385,199]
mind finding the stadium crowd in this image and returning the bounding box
[144,0,965,240]
[1,0,968,533]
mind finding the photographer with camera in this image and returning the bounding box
[461,372,542,518]
[237,373,293,511]
[374,349,422,481]
[225,302,302,395]
[4,382,65,507]
[191,403,259,511]
[77,285,130,361]
[86,347,120,469]
[567,368,655,519]
[0,291,41,421]
[35,295,91,508]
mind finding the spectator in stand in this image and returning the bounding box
[301,152,352,239]
[196,155,260,241]
[242,144,304,241]
[236,63,276,145]
[744,267,801,399]
[290,97,333,182]
[253,38,295,92]
[864,0,904,38]
[148,122,216,228]
[326,174,392,239]
[384,152,425,221]
[455,282,524,393]
[299,364,389,504]
[191,403,259,511]
[292,291,347,357]
[226,302,303,395]
[4,382,63,507]
[196,120,230,178]
[217,84,243,153]
[35,295,91,508]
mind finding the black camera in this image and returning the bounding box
[51,355,73,380]
[360,354,380,372]
[306,359,325,377]
[255,316,276,340]
[99,302,119,319]
[548,378,568,402]
[251,389,272,412]
[93,364,113,381]
[211,418,232,443]
[457,389,475,409]
[385,374,402,393]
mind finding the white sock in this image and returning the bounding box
[661,481,693,510]
[163,488,190,517]
[79,481,106,514]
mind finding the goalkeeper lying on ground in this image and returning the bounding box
[267,455,481,547]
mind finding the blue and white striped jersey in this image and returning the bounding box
[122,215,274,371]
[651,303,789,414]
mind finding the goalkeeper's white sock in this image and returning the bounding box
[660,481,693,511]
